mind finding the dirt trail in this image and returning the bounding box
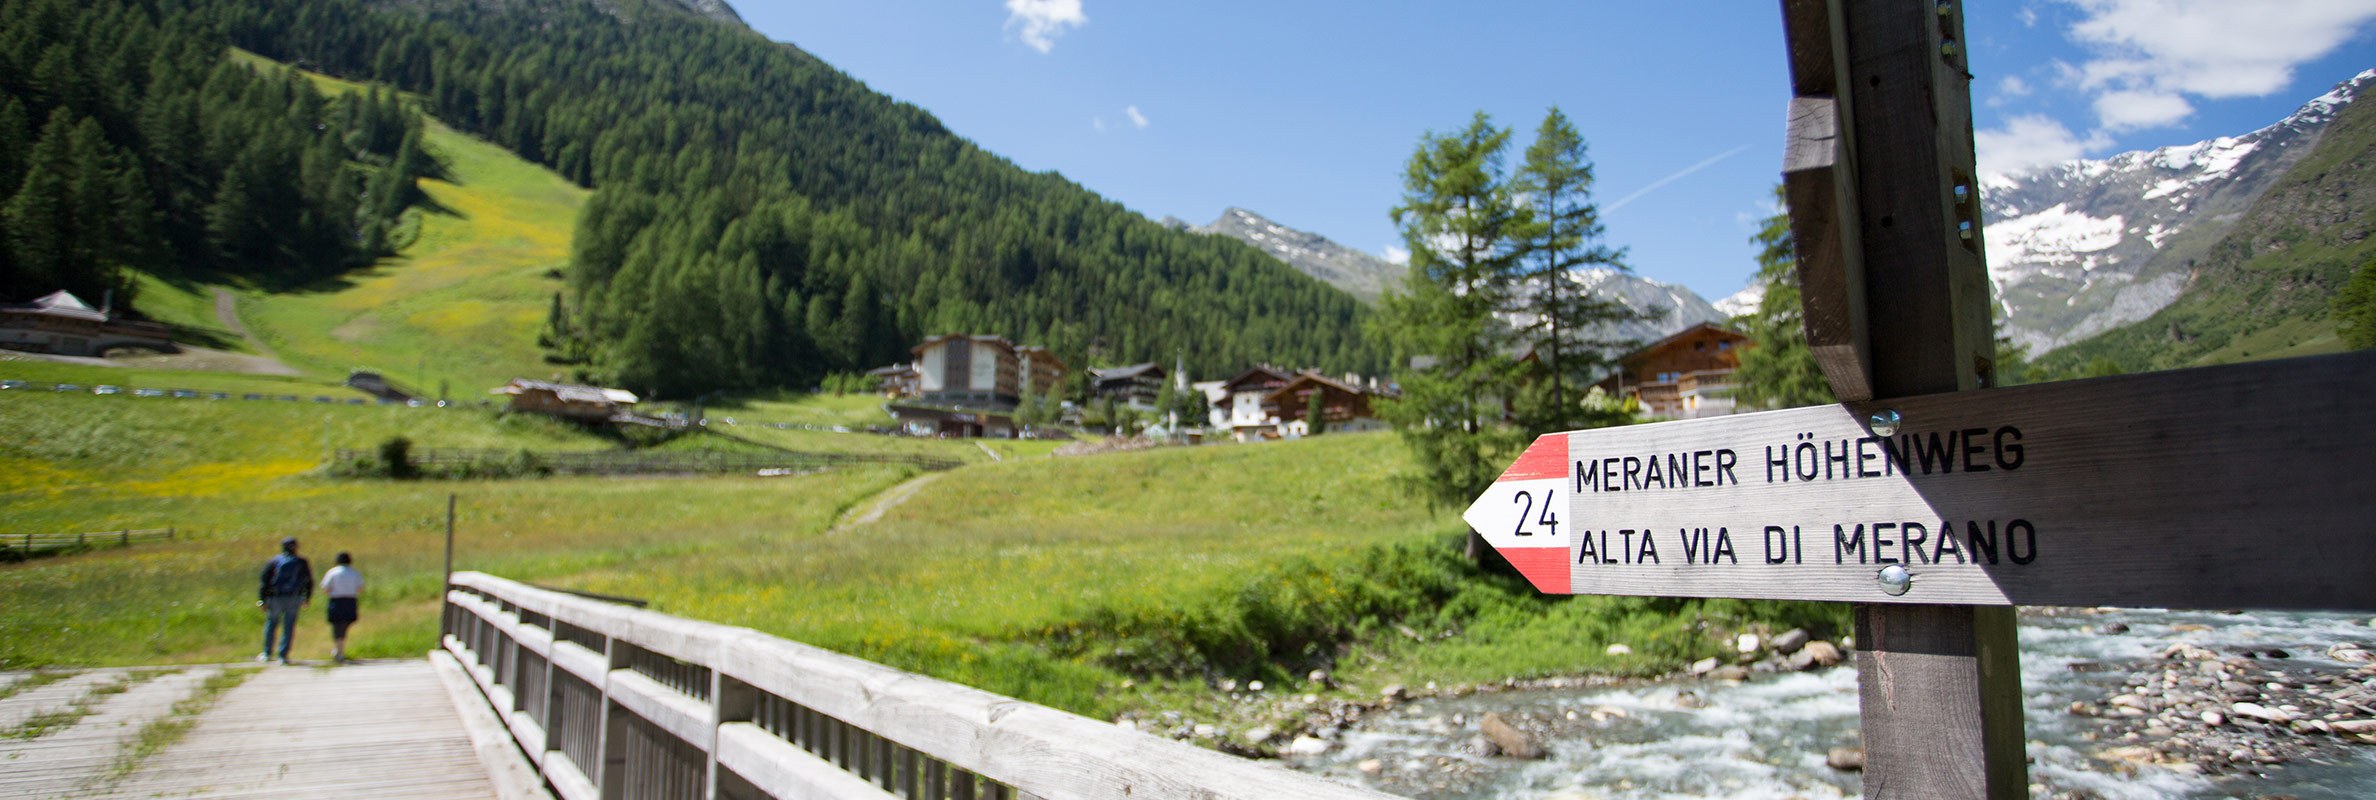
[832,472,941,533]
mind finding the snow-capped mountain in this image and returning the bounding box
[1171,208,1406,304]
[1983,70,2374,354]
[1179,208,1728,346]
[1713,282,1764,319]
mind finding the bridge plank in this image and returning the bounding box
[91,661,505,800]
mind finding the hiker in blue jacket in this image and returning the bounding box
[257,537,312,664]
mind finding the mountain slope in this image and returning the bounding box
[1982,71,2374,354]
[2031,77,2376,374]
[1175,208,1405,305]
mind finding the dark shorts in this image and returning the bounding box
[327,597,359,636]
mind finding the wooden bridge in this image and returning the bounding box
[0,572,1392,799]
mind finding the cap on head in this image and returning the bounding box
[281,537,298,553]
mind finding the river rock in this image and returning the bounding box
[2232,702,2291,723]
[1244,726,1274,745]
[1606,643,1633,656]
[2328,644,2376,663]
[1771,628,1811,655]
[1381,684,1408,701]
[1826,746,1865,771]
[1466,734,1500,757]
[1284,735,1331,756]
[2333,719,2376,734]
[1710,665,1752,682]
[1736,633,1762,654]
[2202,710,2226,726]
[1480,712,1544,759]
[1247,680,1264,692]
[1801,641,1844,668]
[1690,657,1719,675]
[1308,669,1330,686]
[2102,622,2131,635]
[1356,758,1383,775]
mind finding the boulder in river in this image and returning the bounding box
[1479,712,1545,759]
[1771,628,1811,655]
[1827,746,1865,771]
[1735,633,1762,654]
[1689,657,1719,675]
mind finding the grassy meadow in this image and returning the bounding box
[1,384,1846,722]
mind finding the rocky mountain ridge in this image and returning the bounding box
[1177,208,1731,346]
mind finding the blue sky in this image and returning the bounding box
[732,1,2376,302]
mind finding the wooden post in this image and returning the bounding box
[1785,1,2022,797]
[444,493,457,587]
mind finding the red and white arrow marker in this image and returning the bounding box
[1461,433,1570,593]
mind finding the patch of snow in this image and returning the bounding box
[1985,204,2126,280]
[1714,283,1765,318]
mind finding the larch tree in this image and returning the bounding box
[1374,111,1530,509]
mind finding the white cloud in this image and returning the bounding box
[2052,0,2376,130]
[1383,245,1410,265]
[2091,88,2194,130]
[1004,0,1085,54]
[1125,105,1149,129]
[1976,114,2114,180]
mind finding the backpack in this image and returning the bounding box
[268,555,310,596]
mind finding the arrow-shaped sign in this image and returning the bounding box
[1463,350,2376,612]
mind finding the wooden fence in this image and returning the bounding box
[441,572,1392,800]
[4,527,174,552]
[340,447,964,476]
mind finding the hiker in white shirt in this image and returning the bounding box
[320,552,364,663]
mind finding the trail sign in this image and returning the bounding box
[1464,349,2376,610]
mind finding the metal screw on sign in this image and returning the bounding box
[1877,564,1913,596]
[1868,409,1901,437]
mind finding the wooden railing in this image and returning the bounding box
[442,572,1391,800]
[5,527,174,552]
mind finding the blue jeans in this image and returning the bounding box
[262,595,305,658]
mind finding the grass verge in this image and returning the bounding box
[4,671,155,740]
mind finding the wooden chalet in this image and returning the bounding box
[1087,362,1167,409]
[1265,372,1393,437]
[491,379,641,422]
[1591,321,1749,420]
[1215,366,1295,442]
[0,290,173,357]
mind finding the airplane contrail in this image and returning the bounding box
[1604,145,1752,213]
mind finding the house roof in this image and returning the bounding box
[2,290,108,322]
[865,363,919,377]
[491,378,639,406]
[1015,345,1069,372]
[1089,362,1164,381]
[1619,321,1748,364]
[1261,371,1377,404]
[910,333,1016,355]
[1219,366,1293,391]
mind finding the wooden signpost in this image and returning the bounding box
[1466,1,2376,798]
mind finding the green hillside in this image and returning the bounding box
[2037,89,2376,374]
[202,0,1385,397]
